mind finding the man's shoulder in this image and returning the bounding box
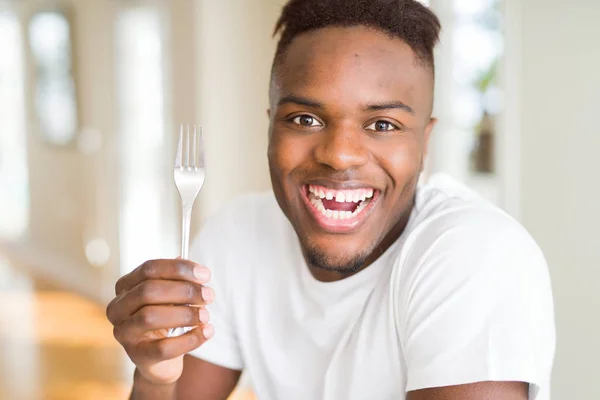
[412,173,530,243]
[403,173,546,274]
[394,177,554,396]
[411,202,536,251]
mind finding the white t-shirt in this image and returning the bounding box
[189,174,555,400]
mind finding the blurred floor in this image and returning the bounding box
[0,254,255,400]
[0,253,131,400]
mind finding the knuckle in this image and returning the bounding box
[184,282,200,303]
[173,259,184,274]
[154,340,172,360]
[114,279,124,296]
[185,308,198,325]
[136,307,155,328]
[141,260,157,279]
[186,330,201,348]
[176,259,192,277]
[112,326,121,341]
[106,297,121,325]
[138,281,157,303]
[113,326,129,347]
[105,304,115,324]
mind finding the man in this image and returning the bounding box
[107,0,555,399]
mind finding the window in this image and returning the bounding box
[28,10,78,146]
[452,0,503,174]
[429,0,503,204]
[0,12,29,241]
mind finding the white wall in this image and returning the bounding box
[506,1,600,398]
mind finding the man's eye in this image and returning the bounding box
[365,120,398,132]
[292,115,322,127]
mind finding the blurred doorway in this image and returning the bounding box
[0,0,191,303]
[0,11,29,242]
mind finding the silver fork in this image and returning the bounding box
[175,124,205,258]
[168,124,205,337]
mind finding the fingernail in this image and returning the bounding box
[201,286,214,303]
[193,266,210,282]
[203,324,214,339]
[199,308,210,324]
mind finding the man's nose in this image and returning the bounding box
[313,124,369,171]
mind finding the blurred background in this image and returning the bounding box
[0,0,597,399]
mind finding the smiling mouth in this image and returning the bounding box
[301,184,379,232]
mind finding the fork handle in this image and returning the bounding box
[181,206,193,259]
[168,206,194,338]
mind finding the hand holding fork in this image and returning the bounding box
[106,124,214,386]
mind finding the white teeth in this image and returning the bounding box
[318,199,326,212]
[308,185,375,221]
[309,185,375,203]
[310,195,372,220]
[354,198,369,214]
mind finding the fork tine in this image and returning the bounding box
[193,125,197,169]
[175,124,183,169]
[198,126,204,167]
[187,124,192,169]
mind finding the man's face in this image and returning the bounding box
[268,26,435,280]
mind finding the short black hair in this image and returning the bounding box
[273,0,441,69]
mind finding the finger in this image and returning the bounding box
[134,324,215,364]
[124,305,210,335]
[115,259,210,296]
[107,280,215,326]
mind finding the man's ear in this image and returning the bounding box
[423,117,437,159]
[420,117,437,173]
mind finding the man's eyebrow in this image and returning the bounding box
[277,96,415,115]
[277,95,324,109]
[364,101,415,115]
